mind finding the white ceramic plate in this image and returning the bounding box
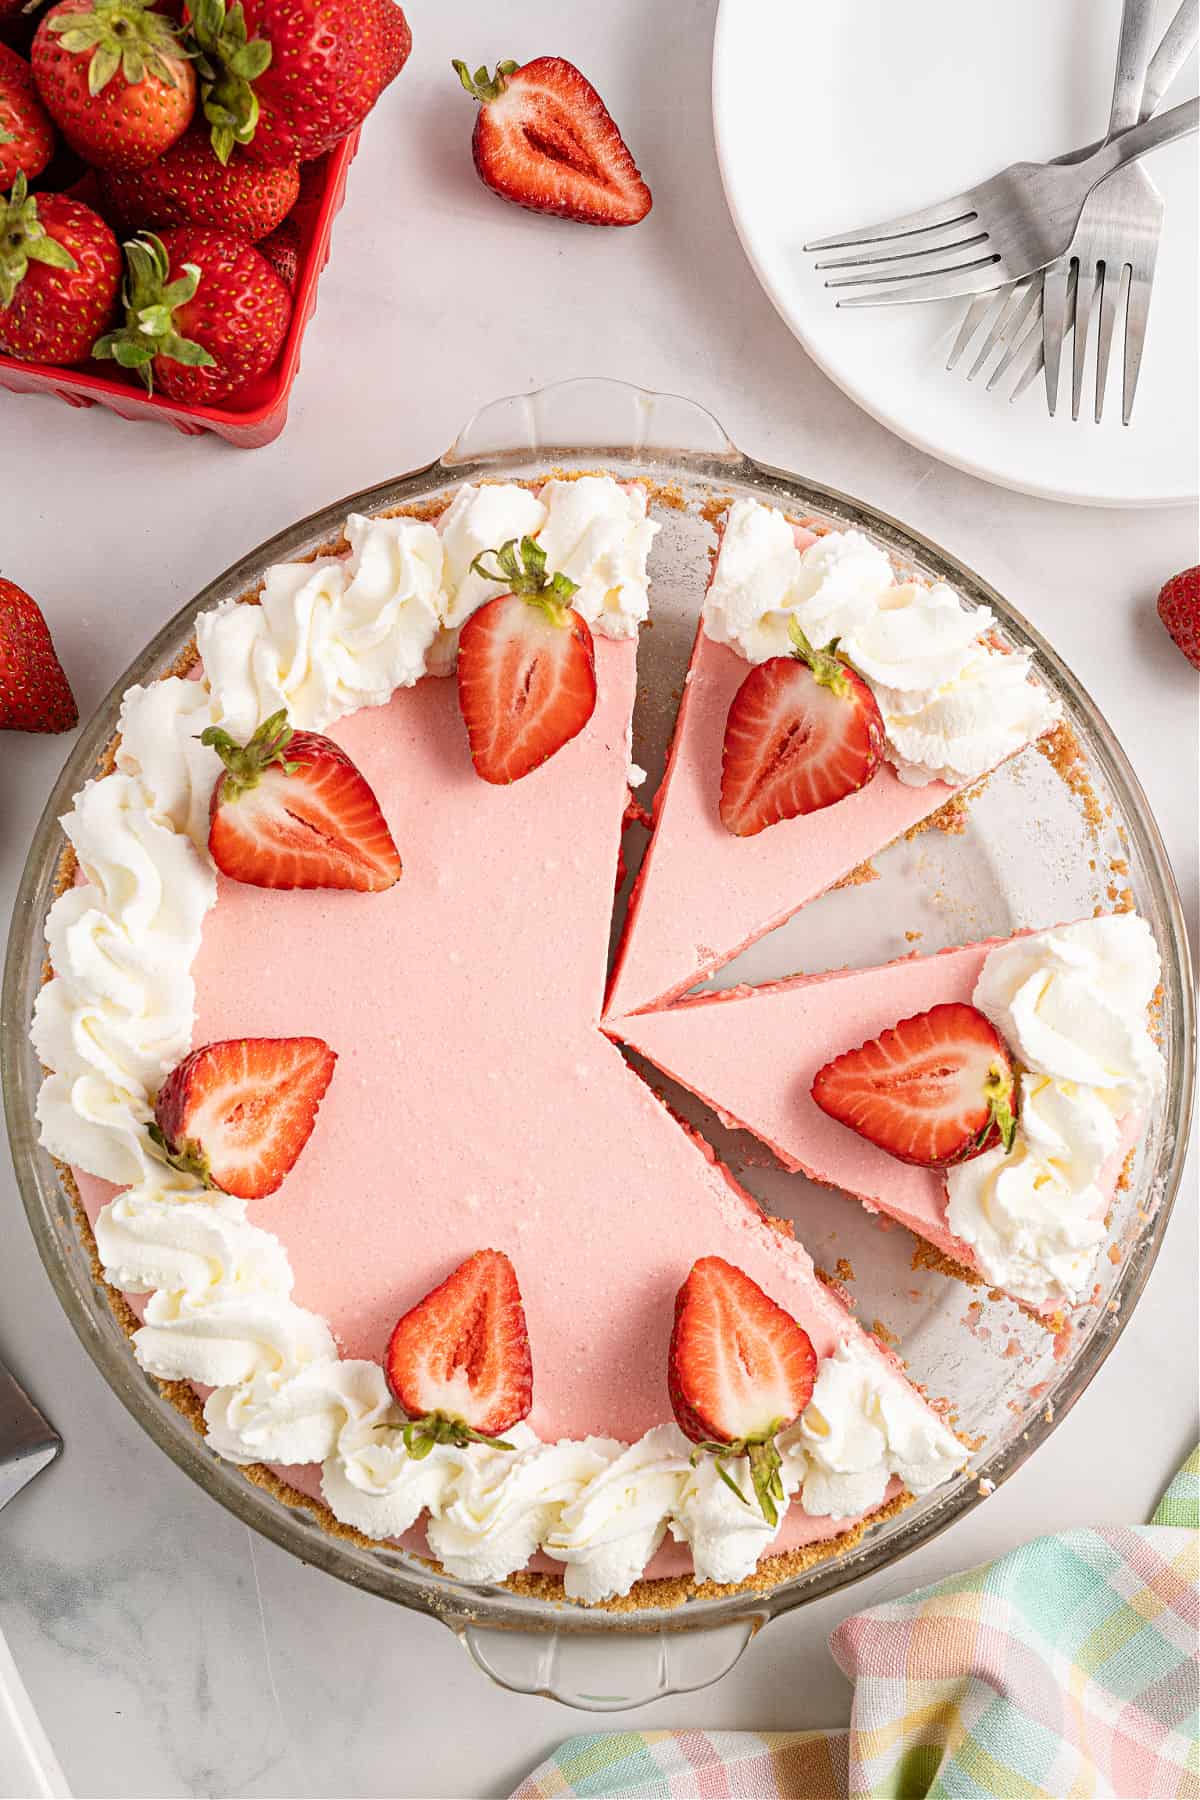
[712,0,1199,507]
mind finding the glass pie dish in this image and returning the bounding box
[3,378,1194,1709]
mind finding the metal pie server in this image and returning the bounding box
[0,1362,69,1800]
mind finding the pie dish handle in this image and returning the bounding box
[450,1612,768,1711]
[442,375,745,473]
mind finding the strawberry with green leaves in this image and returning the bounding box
[153,1035,337,1198]
[98,123,298,237]
[453,56,651,226]
[31,0,194,171]
[0,172,120,362]
[188,0,410,166]
[0,44,56,186]
[812,1002,1019,1169]
[202,708,402,890]
[385,1250,533,1457]
[93,225,290,402]
[0,577,77,733]
[668,1257,817,1525]
[720,621,885,836]
[456,536,597,784]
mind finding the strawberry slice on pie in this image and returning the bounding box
[669,1256,817,1524]
[385,1249,533,1455]
[720,623,885,835]
[811,1002,1018,1168]
[204,710,402,890]
[456,536,597,783]
[152,1035,337,1199]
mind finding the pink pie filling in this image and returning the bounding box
[74,637,927,1567]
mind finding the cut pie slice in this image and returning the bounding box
[605,498,1060,1020]
[609,919,1163,1322]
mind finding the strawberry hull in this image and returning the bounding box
[0,127,358,446]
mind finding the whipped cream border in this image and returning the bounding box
[32,486,967,1603]
[702,497,1060,787]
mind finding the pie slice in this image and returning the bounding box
[605,497,1060,1020]
[609,918,1163,1322]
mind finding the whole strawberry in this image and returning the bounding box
[188,0,410,166]
[0,578,77,732]
[93,226,290,402]
[1157,566,1200,670]
[98,124,298,237]
[256,210,298,284]
[0,44,56,185]
[0,172,119,361]
[32,0,194,172]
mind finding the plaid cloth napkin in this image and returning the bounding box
[513,1448,1199,1800]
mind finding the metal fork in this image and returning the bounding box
[1045,0,1163,419]
[803,97,1198,307]
[947,0,1197,418]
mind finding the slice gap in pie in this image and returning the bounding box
[605,496,1062,1021]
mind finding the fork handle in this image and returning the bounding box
[1140,0,1199,119]
[1076,94,1199,186]
[1110,0,1161,133]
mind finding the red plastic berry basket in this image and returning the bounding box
[0,128,360,449]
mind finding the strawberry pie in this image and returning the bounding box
[31,477,1159,1605]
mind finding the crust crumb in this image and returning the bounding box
[905,790,971,839]
[832,859,879,889]
[1037,722,1103,834]
[698,493,732,529]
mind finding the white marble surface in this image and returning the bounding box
[1,3,1196,1796]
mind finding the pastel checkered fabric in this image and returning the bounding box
[513,1450,1199,1800]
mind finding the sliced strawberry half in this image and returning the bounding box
[719,622,886,837]
[152,1035,337,1199]
[811,1001,1019,1169]
[668,1256,817,1525]
[456,535,597,784]
[384,1249,533,1455]
[203,710,402,890]
[452,55,651,226]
